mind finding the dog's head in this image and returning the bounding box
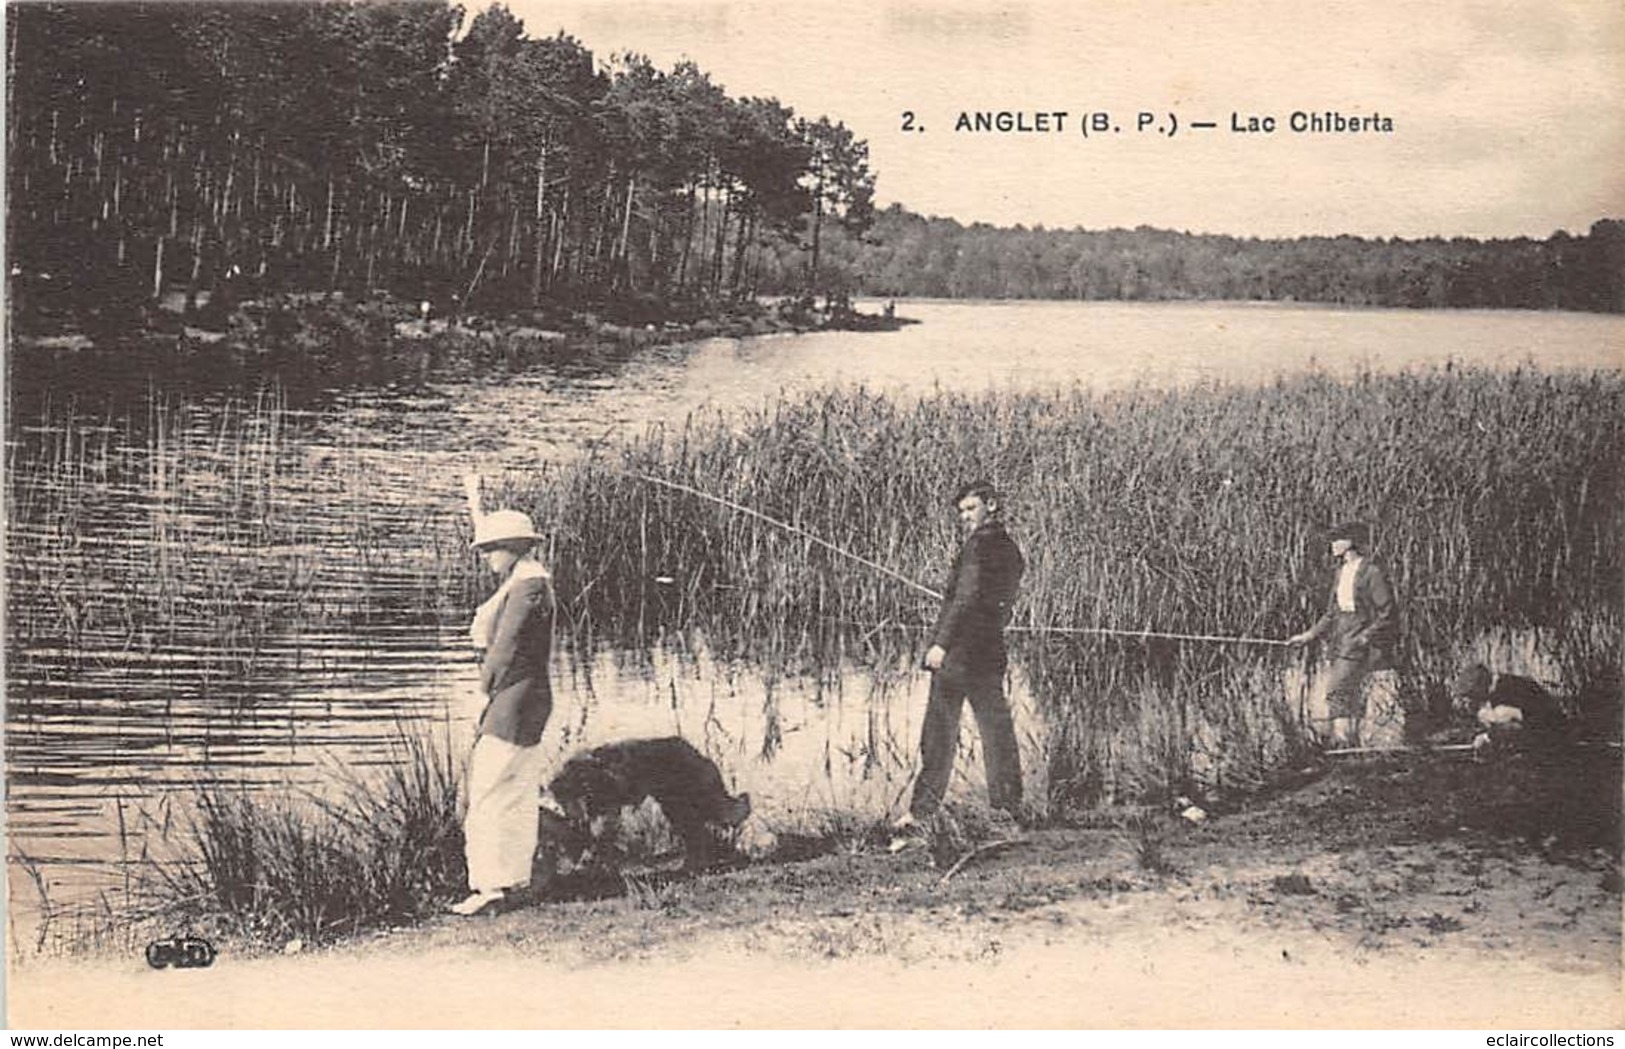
[719,791,752,828]
[535,803,592,864]
[547,752,629,823]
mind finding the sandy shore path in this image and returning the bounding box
[9,908,1620,1029]
[11,755,1621,1029]
[12,837,1622,1028]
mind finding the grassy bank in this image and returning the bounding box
[493,366,1623,806]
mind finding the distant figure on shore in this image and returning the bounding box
[1450,663,1566,756]
[453,490,558,917]
[883,299,896,319]
[892,480,1026,849]
[1287,521,1402,748]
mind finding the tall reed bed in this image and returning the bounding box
[494,366,1623,807]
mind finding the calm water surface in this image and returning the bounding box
[7,300,1622,936]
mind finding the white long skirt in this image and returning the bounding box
[464,734,546,893]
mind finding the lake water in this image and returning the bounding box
[6,299,1622,944]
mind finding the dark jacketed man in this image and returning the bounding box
[894,479,1026,843]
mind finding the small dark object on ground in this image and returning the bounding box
[146,936,217,969]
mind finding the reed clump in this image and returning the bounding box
[493,366,1623,808]
[158,731,465,946]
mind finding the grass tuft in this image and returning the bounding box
[157,730,465,946]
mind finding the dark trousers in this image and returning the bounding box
[908,660,1023,818]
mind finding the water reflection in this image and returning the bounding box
[8,300,1623,941]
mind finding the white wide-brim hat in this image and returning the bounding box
[471,509,541,549]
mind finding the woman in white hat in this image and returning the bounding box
[452,504,557,916]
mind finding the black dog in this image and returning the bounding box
[544,737,751,872]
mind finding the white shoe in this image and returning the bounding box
[449,890,505,916]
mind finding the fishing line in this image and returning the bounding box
[639,473,1292,648]
[820,616,1289,646]
[634,472,945,600]
[1009,625,1291,646]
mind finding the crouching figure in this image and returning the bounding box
[1449,662,1567,757]
[543,737,751,874]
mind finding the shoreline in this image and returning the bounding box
[7,291,917,368]
[9,750,1620,1028]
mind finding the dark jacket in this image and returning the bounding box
[1307,556,1398,668]
[477,572,556,746]
[929,517,1025,670]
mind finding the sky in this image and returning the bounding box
[492,0,1625,240]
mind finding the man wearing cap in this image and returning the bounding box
[894,480,1026,844]
[454,505,557,916]
[1288,521,1401,748]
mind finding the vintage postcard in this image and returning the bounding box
[6,0,1622,1031]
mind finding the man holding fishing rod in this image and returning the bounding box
[1287,520,1402,749]
[892,480,1027,847]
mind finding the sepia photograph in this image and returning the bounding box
[4,0,1622,1031]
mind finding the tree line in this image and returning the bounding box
[9,1,1619,333]
[6,1,875,330]
[770,206,1625,312]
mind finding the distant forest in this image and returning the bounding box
[781,208,1625,313]
[6,1,875,327]
[8,0,1621,331]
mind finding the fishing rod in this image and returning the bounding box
[633,472,945,601]
[639,473,1292,649]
